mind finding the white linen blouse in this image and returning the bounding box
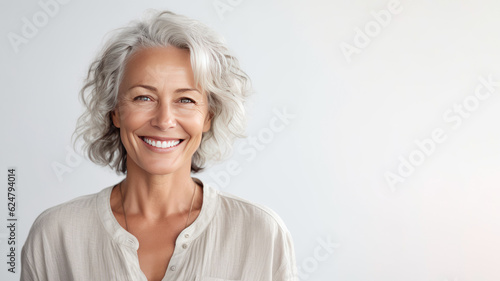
[20,177,299,281]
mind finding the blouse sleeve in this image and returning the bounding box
[271,220,299,281]
[20,220,46,281]
[20,246,37,281]
[20,208,58,281]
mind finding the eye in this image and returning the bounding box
[180,97,195,104]
[134,96,152,102]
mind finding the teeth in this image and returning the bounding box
[143,137,181,149]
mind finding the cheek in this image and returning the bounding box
[177,111,207,129]
[121,107,154,125]
[176,106,203,116]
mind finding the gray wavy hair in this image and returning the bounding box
[72,10,252,174]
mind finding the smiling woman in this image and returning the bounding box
[20,9,298,281]
[112,46,212,177]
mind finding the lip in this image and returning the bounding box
[140,136,184,152]
[141,136,184,141]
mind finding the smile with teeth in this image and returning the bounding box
[141,137,183,149]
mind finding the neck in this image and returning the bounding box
[119,157,201,221]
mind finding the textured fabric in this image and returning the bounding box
[21,177,299,281]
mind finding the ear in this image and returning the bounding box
[111,108,120,128]
[202,111,213,133]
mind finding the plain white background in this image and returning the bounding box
[2,0,500,280]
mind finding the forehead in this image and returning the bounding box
[120,46,195,90]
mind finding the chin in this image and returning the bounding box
[127,154,192,176]
[142,165,179,176]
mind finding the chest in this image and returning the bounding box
[133,222,184,281]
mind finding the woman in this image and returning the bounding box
[21,10,298,281]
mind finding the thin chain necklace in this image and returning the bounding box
[118,180,197,231]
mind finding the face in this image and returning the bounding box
[111,46,212,175]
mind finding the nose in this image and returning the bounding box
[151,102,176,131]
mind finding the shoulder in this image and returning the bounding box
[214,189,298,278]
[215,189,292,236]
[24,187,108,244]
[21,187,111,279]
[34,191,100,228]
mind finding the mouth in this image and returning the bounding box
[140,136,185,149]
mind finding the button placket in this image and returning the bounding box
[165,232,190,277]
[182,232,190,249]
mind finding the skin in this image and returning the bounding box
[109,46,212,281]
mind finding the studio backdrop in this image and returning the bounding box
[2,0,500,280]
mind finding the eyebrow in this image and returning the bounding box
[127,85,201,94]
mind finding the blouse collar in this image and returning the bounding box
[96,177,219,249]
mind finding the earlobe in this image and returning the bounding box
[202,112,213,133]
[111,110,120,128]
